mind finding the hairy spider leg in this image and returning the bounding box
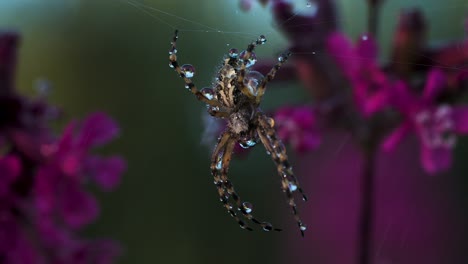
[255,51,292,105]
[212,132,282,232]
[257,114,308,236]
[223,139,282,232]
[237,36,266,98]
[169,30,224,108]
[211,132,253,231]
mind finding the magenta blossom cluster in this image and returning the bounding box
[0,33,126,263]
[274,105,321,153]
[242,0,468,175]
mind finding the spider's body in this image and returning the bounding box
[169,30,307,236]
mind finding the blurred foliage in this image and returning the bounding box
[0,0,467,263]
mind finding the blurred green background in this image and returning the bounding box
[0,0,467,263]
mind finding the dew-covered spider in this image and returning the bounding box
[169,30,307,236]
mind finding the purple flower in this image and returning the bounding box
[0,31,125,264]
[0,155,21,198]
[383,69,468,174]
[35,112,125,229]
[274,106,321,153]
[327,32,392,117]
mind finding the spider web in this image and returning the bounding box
[120,0,468,71]
[121,1,468,260]
[120,0,468,148]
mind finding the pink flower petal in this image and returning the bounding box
[78,112,120,148]
[59,182,99,229]
[362,89,388,117]
[5,228,40,264]
[57,121,76,156]
[390,80,415,113]
[85,156,126,191]
[420,145,452,174]
[0,155,21,196]
[293,131,321,153]
[452,106,468,134]
[356,33,378,61]
[422,69,446,102]
[34,166,60,214]
[35,217,72,247]
[381,122,411,152]
[326,32,357,79]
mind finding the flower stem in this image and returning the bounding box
[358,145,377,264]
[368,2,380,37]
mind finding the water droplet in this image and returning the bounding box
[362,35,368,41]
[184,84,190,90]
[289,183,298,192]
[169,63,175,68]
[240,139,257,149]
[169,48,177,54]
[181,64,195,78]
[306,1,312,7]
[266,151,271,155]
[216,159,223,170]
[229,48,239,58]
[201,87,216,100]
[262,222,273,231]
[243,71,264,95]
[299,223,307,231]
[278,53,288,62]
[259,35,267,44]
[242,202,253,213]
[239,50,257,67]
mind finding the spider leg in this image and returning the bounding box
[211,132,252,231]
[256,114,308,236]
[212,131,282,232]
[237,35,266,98]
[208,108,229,118]
[255,51,292,105]
[169,30,224,108]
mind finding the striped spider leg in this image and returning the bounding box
[169,30,307,235]
[256,113,308,236]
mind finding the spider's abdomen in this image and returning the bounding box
[229,111,250,134]
[228,105,256,135]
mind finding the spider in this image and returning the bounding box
[168,30,308,236]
